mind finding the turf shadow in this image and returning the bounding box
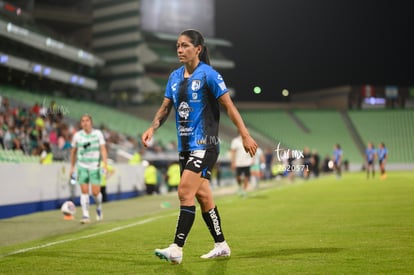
[237,247,344,258]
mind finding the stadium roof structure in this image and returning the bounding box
[148,31,233,47]
[0,18,104,67]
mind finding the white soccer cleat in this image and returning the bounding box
[200,241,231,259]
[96,209,103,221]
[154,243,183,264]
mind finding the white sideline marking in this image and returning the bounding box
[1,214,175,258]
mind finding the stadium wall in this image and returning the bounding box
[0,163,146,219]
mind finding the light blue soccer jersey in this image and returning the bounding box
[378,147,387,160]
[333,148,343,164]
[164,62,228,152]
[365,148,376,162]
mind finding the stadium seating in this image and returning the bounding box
[240,109,363,164]
[1,85,239,158]
[293,110,362,163]
[348,110,414,163]
[0,85,169,140]
[240,108,414,164]
[2,86,413,164]
[0,147,40,163]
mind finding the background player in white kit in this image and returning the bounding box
[231,135,254,196]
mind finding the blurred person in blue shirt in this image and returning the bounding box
[378,142,388,179]
[365,142,376,179]
[333,143,343,178]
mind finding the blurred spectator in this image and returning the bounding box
[365,142,376,179]
[0,94,182,167]
[128,151,142,165]
[251,146,265,187]
[143,160,159,195]
[286,151,296,182]
[40,142,53,164]
[122,135,136,153]
[100,159,115,202]
[312,149,320,177]
[378,142,388,179]
[0,96,10,113]
[17,124,30,154]
[303,147,312,179]
[333,144,343,178]
[211,162,222,187]
[165,140,177,152]
[31,102,41,116]
[34,114,45,141]
[3,125,21,150]
[343,159,349,172]
[166,161,180,192]
[48,126,58,146]
[0,116,5,149]
[264,147,274,180]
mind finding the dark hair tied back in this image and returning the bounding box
[180,29,210,65]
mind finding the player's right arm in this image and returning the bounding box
[142,97,173,148]
[69,147,77,176]
[69,133,78,176]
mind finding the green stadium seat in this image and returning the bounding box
[349,110,414,163]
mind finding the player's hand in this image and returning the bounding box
[102,163,108,175]
[69,167,75,178]
[242,135,258,157]
[142,127,154,148]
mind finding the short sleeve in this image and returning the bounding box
[230,138,238,150]
[98,130,106,145]
[205,68,228,99]
[164,76,173,99]
[164,68,182,99]
[71,132,78,148]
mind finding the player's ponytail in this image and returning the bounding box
[180,29,210,65]
[199,45,210,65]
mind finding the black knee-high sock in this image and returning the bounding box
[174,205,196,247]
[202,206,225,243]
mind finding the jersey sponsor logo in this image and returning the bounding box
[171,82,178,91]
[178,101,192,119]
[187,156,202,168]
[191,80,201,91]
[208,208,222,236]
[217,74,223,81]
[219,82,227,91]
[190,92,200,103]
[178,126,194,136]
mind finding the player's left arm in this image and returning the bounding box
[207,69,257,156]
[218,93,257,157]
[69,134,78,176]
[99,132,108,172]
[100,145,108,170]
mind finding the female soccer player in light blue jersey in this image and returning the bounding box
[378,142,388,179]
[365,142,376,179]
[142,29,258,264]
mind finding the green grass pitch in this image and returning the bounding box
[1,171,413,274]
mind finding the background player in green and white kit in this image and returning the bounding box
[70,114,108,224]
